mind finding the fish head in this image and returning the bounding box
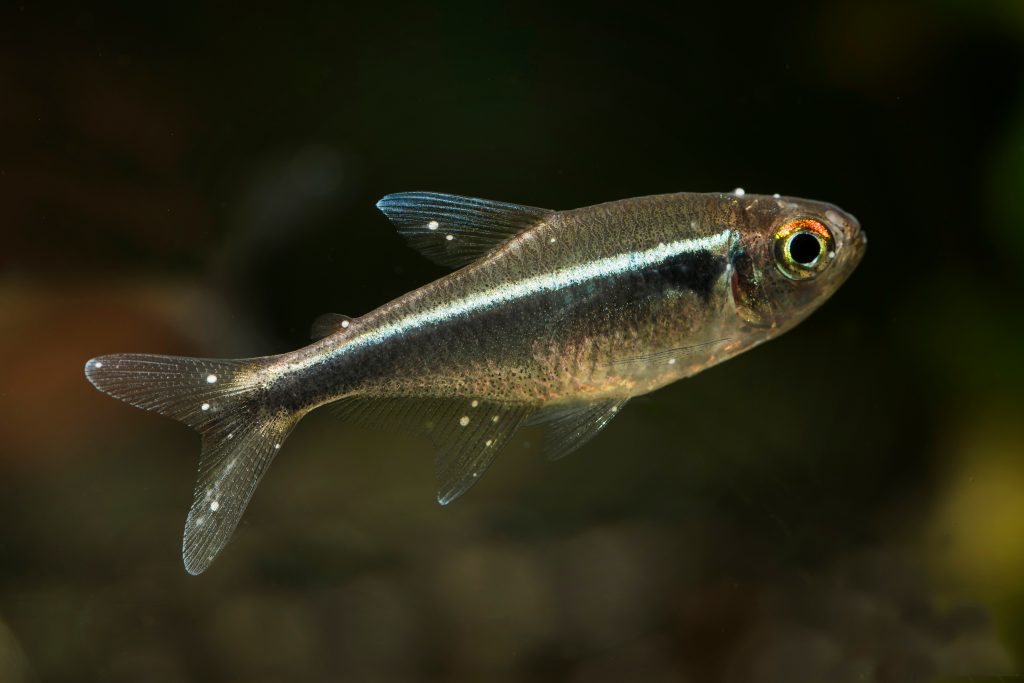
[727,194,866,332]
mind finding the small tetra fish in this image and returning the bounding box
[85,190,865,573]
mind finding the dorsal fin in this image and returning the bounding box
[376,192,554,268]
[310,313,354,340]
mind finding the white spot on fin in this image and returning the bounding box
[210,501,220,512]
[428,220,439,230]
[206,374,218,384]
[459,416,470,427]
[201,402,210,411]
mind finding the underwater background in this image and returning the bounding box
[2,1,1023,681]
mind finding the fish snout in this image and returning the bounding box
[826,208,866,263]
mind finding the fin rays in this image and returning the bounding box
[376,191,553,268]
[84,354,298,574]
[335,395,533,504]
[184,413,297,574]
[529,398,630,461]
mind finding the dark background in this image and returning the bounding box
[2,1,1023,681]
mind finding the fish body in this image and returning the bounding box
[85,190,865,573]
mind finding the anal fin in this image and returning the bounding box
[334,395,533,504]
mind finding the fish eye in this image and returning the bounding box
[773,218,835,280]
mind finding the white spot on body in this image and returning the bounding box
[206,374,218,384]
[491,415,500,423]
[201,403,210,411]
[340,319,350,328]
[471,400,479,408]
[428,220,439,230]
[210,501,220,511]
[459,416,470,427]
[445,234,454,241]
[733,187,746,196]
[668,358,677,365]
[549,237,556,244]
[94,361,103,368]
[773,193,781,199]
[828,250,836,259]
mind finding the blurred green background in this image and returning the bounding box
[1,1,1023,681]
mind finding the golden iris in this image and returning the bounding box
[773,218,835,280]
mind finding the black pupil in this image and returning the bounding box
[789,232,821,265]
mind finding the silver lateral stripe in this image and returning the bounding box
[350,229,734,352]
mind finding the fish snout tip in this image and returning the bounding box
[826,208,865,259]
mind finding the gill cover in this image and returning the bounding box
[728,239,774,328]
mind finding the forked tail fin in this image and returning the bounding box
[84,353,300,574]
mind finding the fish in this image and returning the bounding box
[85,190,866,574]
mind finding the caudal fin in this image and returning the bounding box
[84,353,299,574]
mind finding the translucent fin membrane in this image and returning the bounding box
[85,355,249,430]
[84,354,297,574]
[528,398,629,461]
[310,313,354,341]
[376,192,553,268]
[184,411,297,574]
[335,395,533,504]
